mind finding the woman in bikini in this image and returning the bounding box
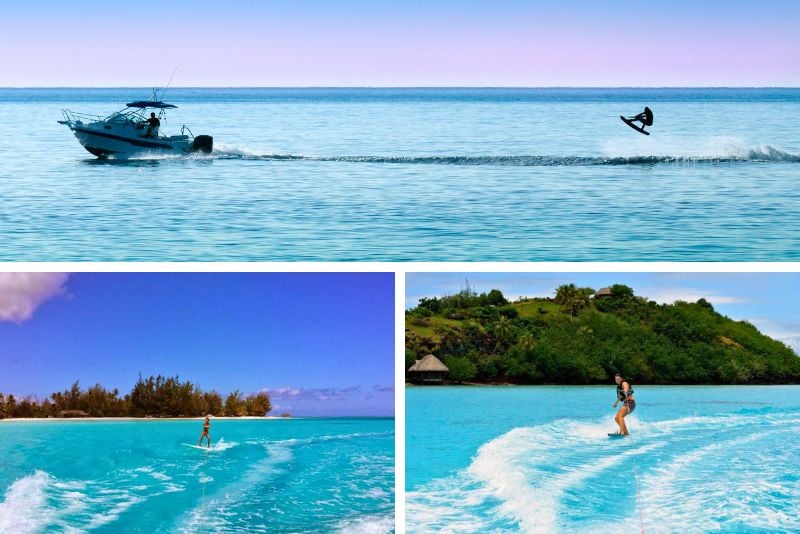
[612,373,636,435]
[198,415,211,448]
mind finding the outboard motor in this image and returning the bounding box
[192,135,213,154]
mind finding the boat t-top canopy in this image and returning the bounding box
[125,101,178,109]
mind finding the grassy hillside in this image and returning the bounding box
[406,284,800,385]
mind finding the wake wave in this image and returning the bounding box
[0,470,144,533]
[266,431,394,447]
[406,411,800,533]
[336,513,395,534]
[242,431,394,448]
[179,441,293,533]
[208,143,800,166]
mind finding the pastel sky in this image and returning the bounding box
[406,272,800,353]
[0,272,394,416]
[1,1,797,87]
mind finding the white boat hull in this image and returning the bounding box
[70,124,195,158]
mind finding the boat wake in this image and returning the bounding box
[178,441,294,533]
[0,469,152,533]
[260,430,394,447]
[87,139,800,166]
[406,411,800,533]
[75,131,800,169]
[208,141,800,166]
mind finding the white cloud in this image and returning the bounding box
[748,318,800,354]
[0,273,70,323]
[263,386,363,402]
[639,287,745,306]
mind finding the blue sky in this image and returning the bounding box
[0,272,394,416]
[1,1,797,86]
[406,272,800,353]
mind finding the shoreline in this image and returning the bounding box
[0,416,287,422]
[0,415,394,422]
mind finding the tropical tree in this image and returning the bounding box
[555,284,578,305]
[444,356,477,382]
[245,392,272,416]
[492,316,514,352]
[224,390,247,416]
[486,289,508,306]
[518,333,536,351]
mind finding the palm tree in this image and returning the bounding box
[569,287,595,316]
[492,316,513,352]
[555,284,577,305]
[518,333,536,351]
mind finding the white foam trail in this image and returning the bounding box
[207,437,238,451]
[468,424,661,532]
[336,513,395,534]
[266,431,393,447]
[407,418,662,533]
[629,424,800,532]
[83,495,145,529]
[179,442,294,533]
[0,470,142,532]
[602,135,798,162]
[409,411,800,533]
[212,141,262,158]
[0,471,64,533]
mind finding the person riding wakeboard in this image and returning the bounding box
[623,106,653,133]
[612,373,636,435]
[198,415,211,448]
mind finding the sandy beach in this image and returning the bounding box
[0,415,290,422]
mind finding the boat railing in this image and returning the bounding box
[59,109,104,125]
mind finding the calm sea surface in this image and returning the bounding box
[0,88,798,261]
[0,417,394,533]
[406,386,800,532]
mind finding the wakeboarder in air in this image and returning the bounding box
[620,106,653,135]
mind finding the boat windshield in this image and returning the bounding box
[104,107,159,124]
[105,111,137,123]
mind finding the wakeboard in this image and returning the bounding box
[183,443,213,451]
[620,116,650,136]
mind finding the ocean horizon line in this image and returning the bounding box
[2,85,799,90]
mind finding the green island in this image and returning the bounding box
[406,284,800,385]
[0,374,273,419]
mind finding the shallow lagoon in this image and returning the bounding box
[0,417,394,533]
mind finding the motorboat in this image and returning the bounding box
[58,96,213,158]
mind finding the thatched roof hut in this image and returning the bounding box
[408,354,449,384]
[596,287,612,298]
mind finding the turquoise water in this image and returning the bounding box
[406,386,800,532]
[1,88,799,261]
[0,418,394,533]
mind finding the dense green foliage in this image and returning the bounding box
[0,374,272,419]
[406,284,800,384]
